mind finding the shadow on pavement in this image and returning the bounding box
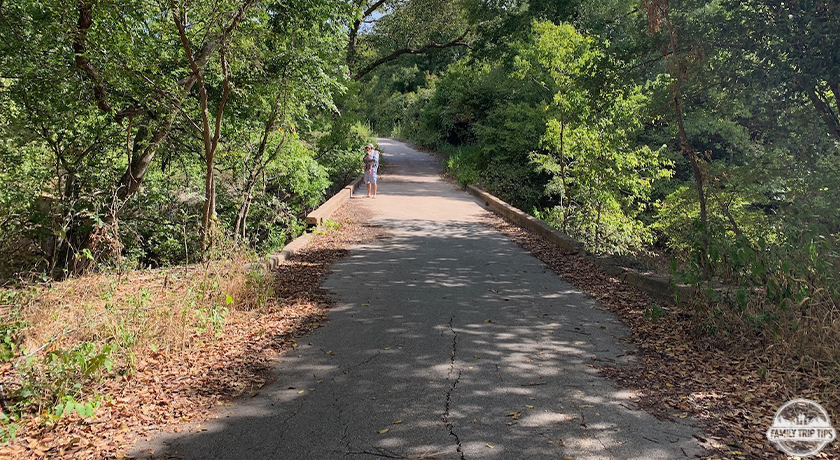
[134,219,702,460]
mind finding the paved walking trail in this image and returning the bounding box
[137,140,705,459]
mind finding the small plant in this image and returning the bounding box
[322,219,341,231]
[0,320,25,362]
[1,290,28,362]
[195,305,229,337]
[643,302,667,322]
[245,267,273,309]
[0,413,21,443]
[8,341,115,424]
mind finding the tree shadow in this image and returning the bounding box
[132,219,704,460]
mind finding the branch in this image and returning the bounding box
[353,29,470,81]
[73,1,111,112]
[829,79,840,121]
[176,0,258,88]
[210,46,232,158]
[347,0,387,67]
[808,84,840,143]
[115,0,258,204]
[623,49,677,72]
[363,0,387,18]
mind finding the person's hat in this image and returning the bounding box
[365,143,374,149]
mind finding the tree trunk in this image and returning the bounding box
[234,187,253,241]
[661,3,709,271]
[174,6,231,254]
[807,83,840,143]
[558,120,570,232]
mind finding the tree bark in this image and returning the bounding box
[173,4,232,253]
[807,83,840,143]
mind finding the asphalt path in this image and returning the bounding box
[135,139,705,459]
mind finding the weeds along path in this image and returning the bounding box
[135,139,705,460]
[0,203,379,460]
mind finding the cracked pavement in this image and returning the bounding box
[132,139,706,459]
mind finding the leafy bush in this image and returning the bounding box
[444,144,484,185]
[7,342,115,423]
[316,120,376,193]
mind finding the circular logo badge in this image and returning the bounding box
[767,398,836,457]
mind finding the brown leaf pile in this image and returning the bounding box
[482,214,839,460]
[0,200,378,460]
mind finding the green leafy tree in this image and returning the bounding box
[520,21,672,254]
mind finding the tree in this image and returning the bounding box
[0,0,355,277]
[520,21,672,254]
[641,0,709,267]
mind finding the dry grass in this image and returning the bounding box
[10,254,269,367]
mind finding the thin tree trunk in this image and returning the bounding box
[807,84,840,143]
[595,200,603,253]
[559,120,569,232]
[174,5,231,253]
[661,4,708,270]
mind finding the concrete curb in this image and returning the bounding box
[244,233,314,272]
[306,175,364,226]
[465,184,693,303]
[246,175,364,272]
[466,185,585,254]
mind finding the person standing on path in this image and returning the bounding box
[363,143,380,198]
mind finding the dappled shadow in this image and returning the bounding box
[133,218,702,460]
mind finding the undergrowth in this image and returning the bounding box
[0,254,272,441]
[678,229,840,388]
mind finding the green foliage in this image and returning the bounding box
[0,0,360,280]
[0,321,24,362]
[6,342,115,424]
[643,303,667,323]
[316,119,378,193]
[361,0,840,315]
[520,21,672,254]
[445,144,484,186]
[195,304,229,337]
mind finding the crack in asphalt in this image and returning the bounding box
[330,351,383,385]
[442,316,466,460]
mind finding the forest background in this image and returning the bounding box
[0,0,839,453]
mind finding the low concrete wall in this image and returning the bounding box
[306,175,364,226]
[245,233,313,272]
[466,185,584,254]
[466,184,692,303]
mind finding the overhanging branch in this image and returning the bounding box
[353,29,470,81]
